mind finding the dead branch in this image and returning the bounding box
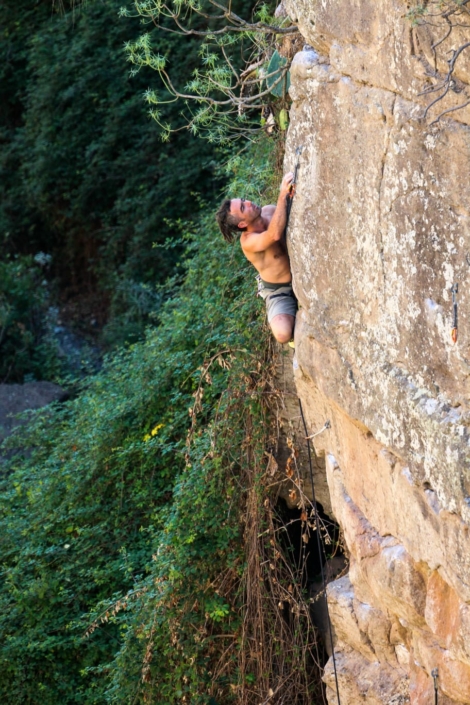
[127,0,299,139]
[412,1,470,123]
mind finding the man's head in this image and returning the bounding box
[216,198,261,243]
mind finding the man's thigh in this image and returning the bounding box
[265,288,298,323]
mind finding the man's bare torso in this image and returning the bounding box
[240,205,292,284]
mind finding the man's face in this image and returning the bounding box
[230,198,261,229]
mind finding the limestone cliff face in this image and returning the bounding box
[284,1,470,703]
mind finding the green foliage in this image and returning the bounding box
[406,3,428,24]
[0,140,277,703]
[0,255,60,381]
[266,50,291,98]
[123,0,296,142]
[0,0,224,360]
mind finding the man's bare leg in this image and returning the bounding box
[270,314,295,344]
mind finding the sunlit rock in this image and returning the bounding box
[285,0,470,702]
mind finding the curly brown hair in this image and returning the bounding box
[215,199,245,243]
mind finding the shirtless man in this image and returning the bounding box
[215,172,297,344]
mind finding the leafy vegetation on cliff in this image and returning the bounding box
[0,254,61,381]
[0,1,325,702]
[1,0,298,380]
[0,140,322,703]
[123,0,297,141]
[0,0,223,379]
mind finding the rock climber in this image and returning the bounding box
[215,172,297,344]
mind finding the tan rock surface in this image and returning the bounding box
[327,575,397,664]
[412,631,470,703]
[409,666,461,705]
[286,0,470,123]
[285,0,470,702]
[323,645,409,705]
[425,570,470,664]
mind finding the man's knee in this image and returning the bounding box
[274,330,292,344]
[270,314,295,343]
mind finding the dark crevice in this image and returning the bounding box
[275,497,347,656]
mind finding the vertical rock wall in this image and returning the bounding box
[284,1,470,703]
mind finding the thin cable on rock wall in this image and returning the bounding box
[432,668,439,705]
[299,398,342,705]
[286,148,341,702]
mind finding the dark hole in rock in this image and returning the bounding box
[276,497,347,657]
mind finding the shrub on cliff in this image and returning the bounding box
[0,139,321,705]
[0,256,60,382]
[0,0,223,355]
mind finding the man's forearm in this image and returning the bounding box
[266,190,289,241]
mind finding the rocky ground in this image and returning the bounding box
[0,382,68,462]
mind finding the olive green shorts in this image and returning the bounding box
[257,277,298,323]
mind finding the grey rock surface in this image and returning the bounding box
[0,382,67,444]
[284,0,470,702]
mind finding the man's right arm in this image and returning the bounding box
[242,172,294,254]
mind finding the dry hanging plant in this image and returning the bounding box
[409,1,470,122]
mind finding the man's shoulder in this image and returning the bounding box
[262,204,276,218]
